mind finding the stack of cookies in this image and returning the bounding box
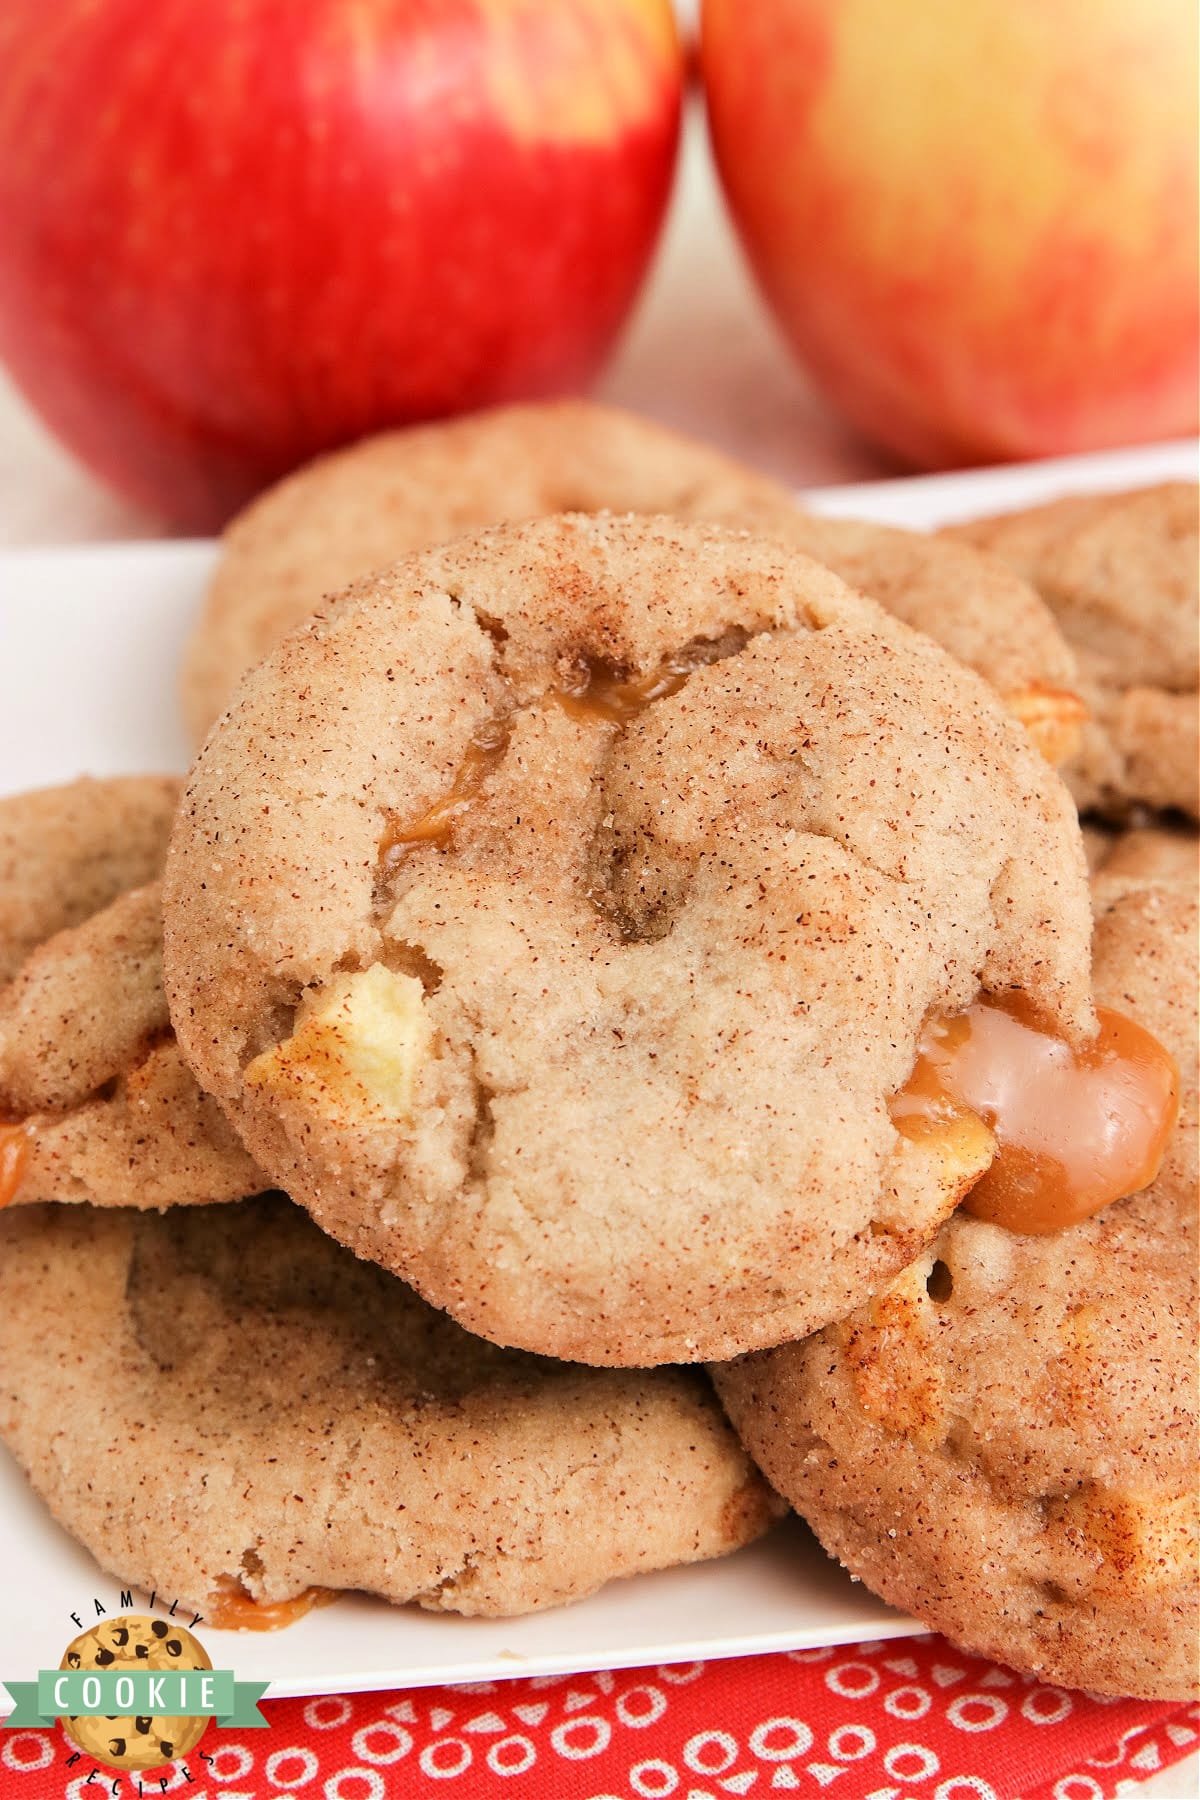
[1,404,1196,1699]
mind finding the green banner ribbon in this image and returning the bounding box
[3,1670,269,1728]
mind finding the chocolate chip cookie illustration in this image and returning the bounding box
[164,513,1098,1365]
[59,1615,211,1771]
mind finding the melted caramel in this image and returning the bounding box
[891,994,1178,1234]
[377,648,713,865]
[551,653,697,724]
[205,1578,337,1632]
[0,1123,30,1208]
[378,720,510,863]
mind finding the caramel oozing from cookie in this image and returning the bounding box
[379,719,511,866]
[378,642,735,864]
[206,1577,336,1632]
[891,994,1178,1233]
[0,1123,30,1207]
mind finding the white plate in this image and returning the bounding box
[1,437,1195,1703]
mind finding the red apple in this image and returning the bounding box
[0,0,682,526]
[702,0,1199,467]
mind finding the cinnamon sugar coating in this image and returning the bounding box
[714,858,1198,1700]
[0,1193,781,1618]
[164,514,1094,1365]
[184,400,1081,764]
[948,483,1200,817]
[0,780,264,1209]
[0,775,178,984]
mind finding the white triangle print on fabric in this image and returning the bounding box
[980,1668,1014,1687]
[771,1770,800,1789]
[594,1669,615,1693]
[720,1772,759,1794]
[429,1706,455,1731]
[564,1688,596,1712]
[1166,1721,1197,1746]
[1130,1743,1162,1772]
[463,1712,506,1733]
[804,1763,846,1787]
[931,1664,965,1687]
[883,1657,919,1678]
[385,1699,418,1723]
[513,1703,549,1727]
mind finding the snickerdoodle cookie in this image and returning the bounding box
[0,779,264,1209]
[768,514,1086,767]
[182,400,795,740]
[1085,820,1199,899]
[948,483,1199,816]
[164,514,1095,1366]
[183,400,1083,765]
[713,859,1198,1700]
[0,775,179,984]
[0,1193,781,1620]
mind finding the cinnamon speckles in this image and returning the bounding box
[948,483,1200,817]
[0,779,265,1211]
[0,1195,782,1619]
[164,513,1095,1367]
[183,398,1087,771]
[714,867,1199,1701]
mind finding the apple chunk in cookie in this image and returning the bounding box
[247,965,433,1125]
[166,514,1113,1367]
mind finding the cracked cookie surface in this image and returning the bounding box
[0,1192,781,1619]
[713,852,1199,1700]
[947,483,1200,817]
[183,399,1082,765]
[182,399,799,741]
[165,514,1095,1364]
[0,778,265,1209]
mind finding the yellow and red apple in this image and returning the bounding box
[702,0,1198,466]
[0,0,682,525]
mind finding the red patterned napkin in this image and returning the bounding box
[3,1634,1196,1799]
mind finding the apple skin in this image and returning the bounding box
[702,0,1199,467]
[0,0,682,526]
